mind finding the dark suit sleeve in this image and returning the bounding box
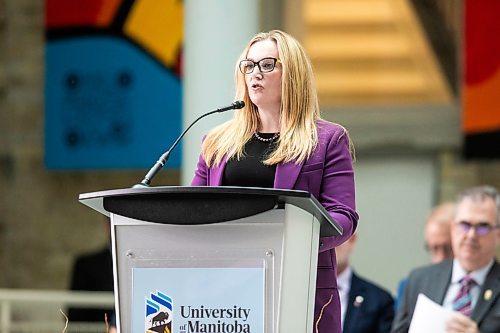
[68,257,95,322]
[391,270,421,333]
[391,282,412,333]
[69,256,88,291]
[67,249,114,322]
[377,291,395,333]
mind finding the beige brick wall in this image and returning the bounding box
[438,150,500,202]
[0,0,180,289]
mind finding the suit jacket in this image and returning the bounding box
[192,119,359,333]
[343,272,395,333]
[391,260,500,333]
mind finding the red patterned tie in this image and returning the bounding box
[452,275,475,316]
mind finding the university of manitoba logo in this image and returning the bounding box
[145,291,173,333]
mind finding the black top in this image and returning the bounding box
[222,133,278,188]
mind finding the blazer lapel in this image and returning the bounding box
[209,158,227,186]
[434,261,454,304]
[274,160,303,189]
[472,262,500,324]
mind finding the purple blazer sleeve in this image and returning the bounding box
[317,124,358,251]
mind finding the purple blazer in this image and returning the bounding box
[192,119,359,333]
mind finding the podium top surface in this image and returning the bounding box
[79,186,342,237]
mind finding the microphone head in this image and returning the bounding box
[232,100,245,109]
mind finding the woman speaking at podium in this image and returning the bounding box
[192,30,358,333]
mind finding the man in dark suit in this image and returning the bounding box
[68,246,114,322]
[336,233,394,333]
[392,185,500,333]
[68,219,114,324]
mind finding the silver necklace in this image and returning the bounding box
[254,132,279,142]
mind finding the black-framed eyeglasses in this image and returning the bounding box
[456,221,499,236]
[239,57,281,74]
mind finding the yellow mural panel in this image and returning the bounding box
[124,0,183,68]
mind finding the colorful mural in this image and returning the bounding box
[463,0,500,159]
[45,0,183,169]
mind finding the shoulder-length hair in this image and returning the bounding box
[201,30,320,167]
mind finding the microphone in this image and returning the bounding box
[133,100,245,188]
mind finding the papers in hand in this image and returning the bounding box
[409,294,454,333]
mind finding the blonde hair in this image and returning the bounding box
[201,30,320,167]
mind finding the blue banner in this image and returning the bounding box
[45,37,181,169]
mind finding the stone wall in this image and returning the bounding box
[0,0,179,290]
[438,150,500,201]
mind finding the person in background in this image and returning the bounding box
[191,30,359,333]
[108,318,117,333]
[336,233,394,333]
[394,202,455,309]
[424,202,456,263]
[68,219,114,325]
[391,185,500,333]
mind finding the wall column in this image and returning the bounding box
[182,0,259,184]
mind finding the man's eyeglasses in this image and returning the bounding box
[425,244,452,256]
[239,57,281,74]
[456,221,499,236]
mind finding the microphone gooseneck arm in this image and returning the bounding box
[133,101,245,188]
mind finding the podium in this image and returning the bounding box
[79,186,342,333]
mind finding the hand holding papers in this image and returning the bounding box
[409,294,454,333]
[409,294,480,333]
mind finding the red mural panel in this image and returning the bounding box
[463,0,500,159]
[45,0,122,28]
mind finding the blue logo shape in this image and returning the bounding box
[145,291,173,333]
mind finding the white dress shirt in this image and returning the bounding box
[442,259,494,311]
[337,266,352,329]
